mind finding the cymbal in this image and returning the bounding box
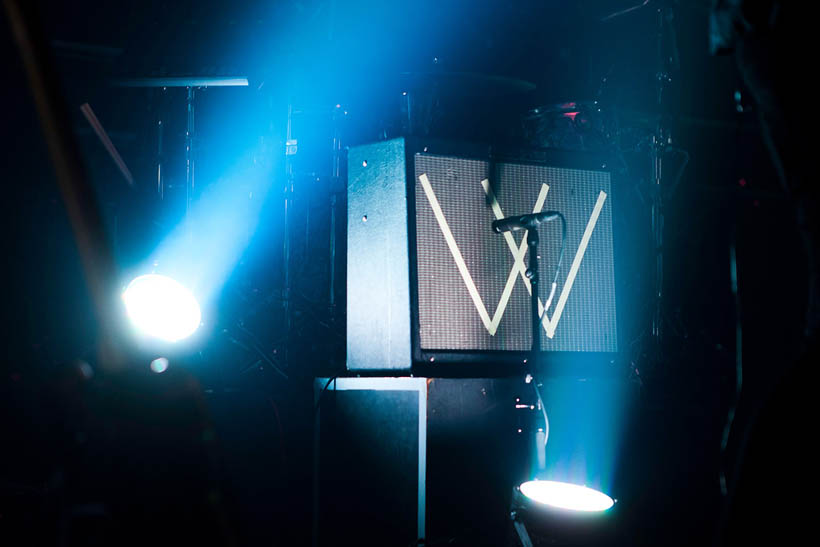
[397,71,536,96]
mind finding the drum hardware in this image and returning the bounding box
[521,100,616,152]
[598,0,685,361]
[113,75,249,219]
[283,102,296,363]
[395,71,535,141]
[648,2,681,352]
[282,101,350,366]
[397,71,536,97]
[329,105,345,309]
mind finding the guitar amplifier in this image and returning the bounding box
[347,138,617,375]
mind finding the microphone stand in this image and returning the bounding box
[499,210,566,546]
[508,222,543,547]
[526,224,542,360]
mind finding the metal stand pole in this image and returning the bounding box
[185,86,196,220]
[650,129,664,344]
[526,224,547,483]
[527,225,542,358]
[283,103,297,358]
[650,6,665,345]
[328,193,337,307]
[329,107,343,308]
[650,3,678,353]
[507,488,535,547]
[156,116,164,200]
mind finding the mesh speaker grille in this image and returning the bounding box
[414,154,617,352]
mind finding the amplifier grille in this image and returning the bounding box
[413,154,617,352]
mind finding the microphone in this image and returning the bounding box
[492,211,561,233]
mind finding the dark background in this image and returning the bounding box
[0,1,804,545]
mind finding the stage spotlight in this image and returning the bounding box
[122,274,201,342]
[514,376,634,533]
[519,480,614,513]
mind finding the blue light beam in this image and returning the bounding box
[143,144,276,321]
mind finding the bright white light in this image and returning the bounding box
[150,357,169,374]
[123,274,201,342]
[520,480,614,512]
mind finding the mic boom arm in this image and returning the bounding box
[492,211,562,233]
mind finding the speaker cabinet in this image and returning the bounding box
[347,138,617,375]
[313,378,426,547]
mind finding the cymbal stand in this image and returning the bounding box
[329,105,343,309]
[185,86,196,225]
[649,1,679,355]
[283,102,297,361]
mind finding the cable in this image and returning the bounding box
[528,213,564,448]
[268,397,287,466]
[542,213,568,314]
[314,376,339,413]
[719,228,742,496]
[600,0,650,22]
[532,380,550,448]
[664,147,690,202]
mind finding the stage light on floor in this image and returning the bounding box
[508,377,634,545]
[122,274,201,342]
[519,480,614,513]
